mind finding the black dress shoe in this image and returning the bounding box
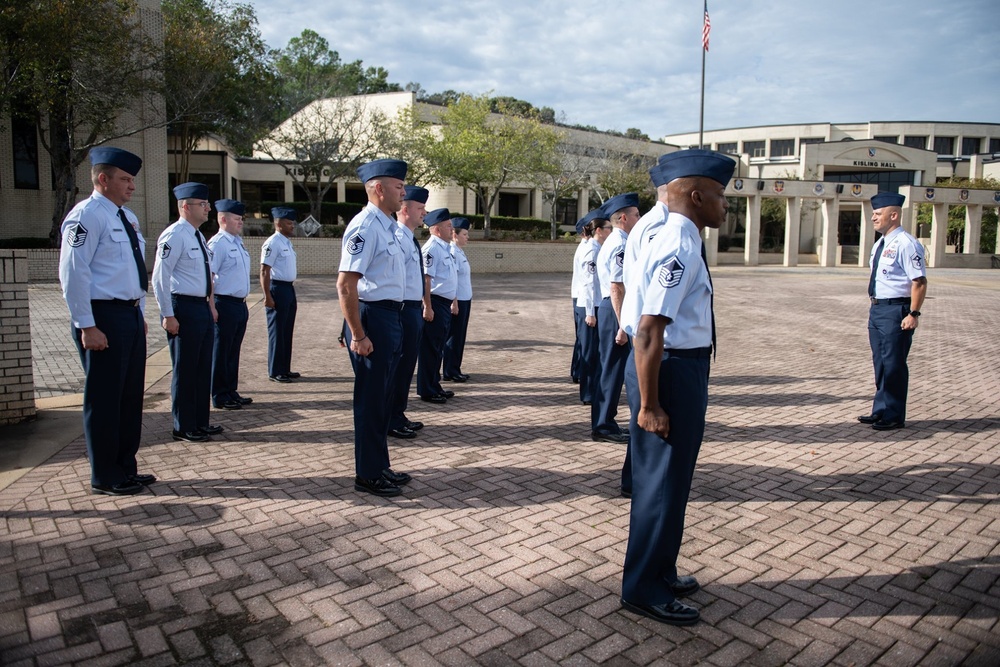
[620,598,700,626]
[440,390,455,398]
[620,487,632,499]
[236,396,253,405]
[355,476,401,496]
[129,474,157,486]
[459,374,470,381]
[405,420,424,431]
[92,481,144,496]
[287,372,301,379]
[872,419,905,431]
[443,375,467,383]
[172,430,209,442]
[389,427,417,439]
[215,400,242,410]
[198,425,224,435]
[582,400,592,406]
[593,431,629,444]
[381,468,412,485]
[669,576,700,598]
[269,374,293,383]
[571,376,580,384]
[857,414,880,424]
[420,394,447,404]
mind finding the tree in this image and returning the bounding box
[1,0,163,246]
[381,104,442,188]
[915,176,1000,252]
[591,149,657,211]
[163,0,278,180]
[539,139,602,240]
[255,96,390,223]
[427,93,561,239]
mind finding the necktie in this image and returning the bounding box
[868,239,884,298]
[700,242,716,358]
[196,230,211,297]
[117,209,148,292]
[414,236,426,295]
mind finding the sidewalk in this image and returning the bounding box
[2,269,999,666]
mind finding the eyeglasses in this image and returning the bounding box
[185,201,211,208]
[598,225,613,230]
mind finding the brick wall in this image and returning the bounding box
[0,250,35,424]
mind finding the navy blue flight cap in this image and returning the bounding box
[173,182,209,201]
[452,217,471,231]
[89,146,142,176]
[575,209,602,234]
[271,206,297,222]
[871,192,905,209]
[658,149,736,186]
[357,158,408,183]
[424,208,452,226]
[649,163,671,187]
[603,193,640,217]
[403,185,429,203]
[215,199,245,215]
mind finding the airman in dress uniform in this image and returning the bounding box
[858,192,927,430]
[338,158,412,497]
[152,182,223,443]
[417,208,458,404]
[619,148,735,626]
[571,209,604,405]
[592,193,641,444]
[443,217,473,382]
[261,207,298,383]
[208,199,252,410]
[59,146,154,495]
[388,185,429,440]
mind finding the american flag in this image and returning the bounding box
[702,8,711,52]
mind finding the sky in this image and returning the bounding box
[248,0,1000,141]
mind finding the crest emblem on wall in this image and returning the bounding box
[868,147,877,158]
[959,189,969,202]
[733,178,744,191]
[773,180,784,194]
[851,184,863,197]
[925,188,935,201]
[813,183,825,196]
[994,191,1000,204]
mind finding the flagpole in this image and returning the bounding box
[699,0,707,149]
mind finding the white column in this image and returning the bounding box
[783,197,800,267]
[929,203,948,267]
[704,227,719,266]
[964,204,983,255]
[336,180,346,202]
[745,194,761,266]
[819,198,839,267]
[859,200,875,267]
[578,187,589,217]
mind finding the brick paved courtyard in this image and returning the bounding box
[2,268,999,666]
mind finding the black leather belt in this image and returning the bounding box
[172,294,209,303]
[663,347,712,359]
[431,294,453,304]
[215,294,246,303]
[363,299,404,311]
[403,300,422,308]
[870,297,909,305]
[93,298,140,307]
[271,280,293,286]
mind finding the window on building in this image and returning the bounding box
[874,135,898,144]
[11,117,40,190]
[800,137,824,146]
[990,138,1000,154]
[770,139,796,157]
[744,140,766,158]
[903,136,927,149]
[933,136,955,155]
[716,142,738,155]
[961,137,982,156]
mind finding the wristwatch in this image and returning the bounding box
[910,310,921,317]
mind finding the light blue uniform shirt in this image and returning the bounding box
[571,239,590,300]
[452,243,472,301]
[260,232,297,282]
[208,230,251,298]
[870,227,926,299]
[395,223,424,301]
[59,191,147,328]
[621,201,669,330]
[152,219,211,318]
[339,203,406,301]
[624,212,713,349]
[422,235,457,299]
[597,227,627,300]
[574,239,600,317]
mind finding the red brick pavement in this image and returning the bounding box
[1,269,999,666]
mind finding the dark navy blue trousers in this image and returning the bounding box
[346,301,402,479]
[571,298,581,381]
[575,304,598,403]
[390,301,424,430]
[266,281,296,377]
[622,351,710,605]
[417,295,452,398]
[592,297,630,435]
[212,295,248,405]
[622,349,638,493]
[74,300,146,487]
[168,295,213,433]
[443,299,471,378]
[868,303,914,423]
